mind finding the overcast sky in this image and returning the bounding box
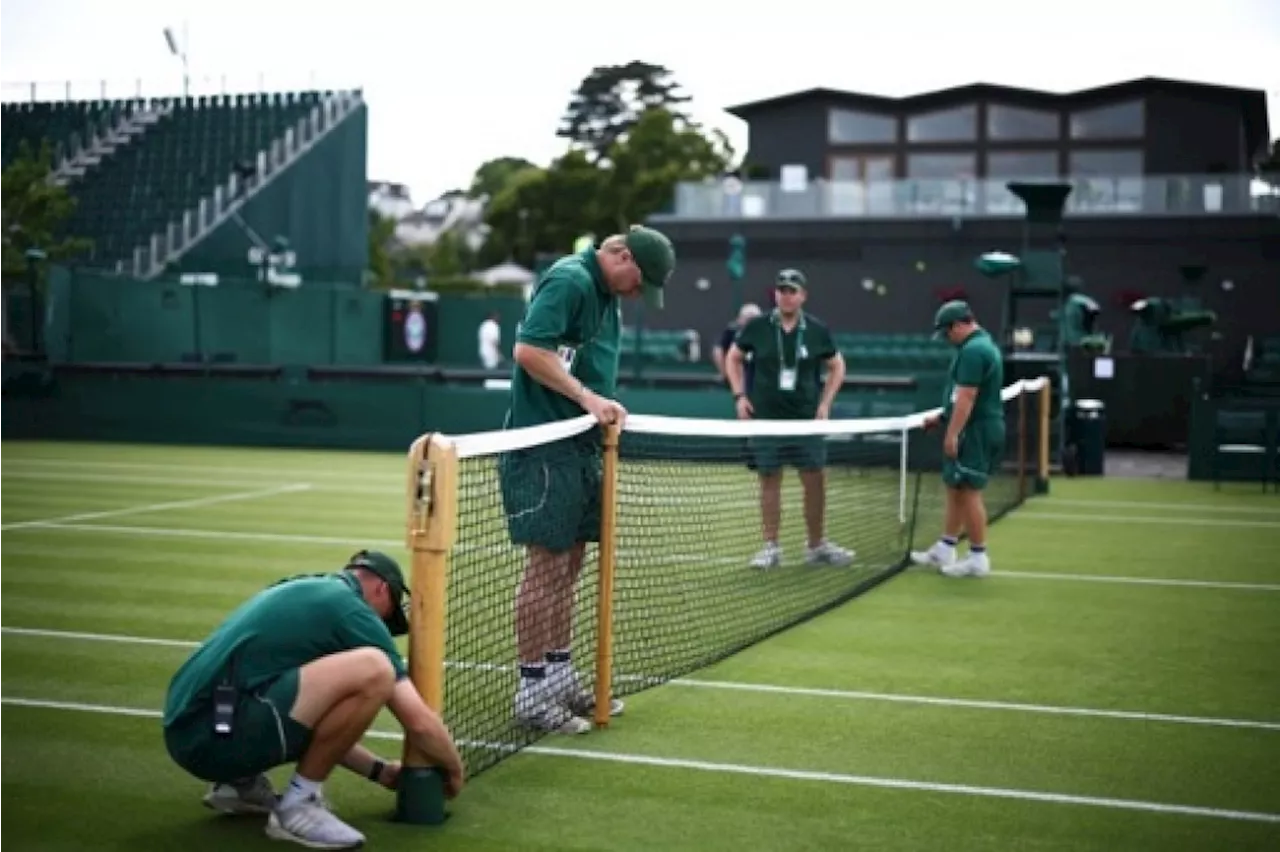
[3,0,1278,205]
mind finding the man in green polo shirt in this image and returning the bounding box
[162,550,466,850]
[911,300,1005,578]
[499,225,675,735]
[724,268,855,570]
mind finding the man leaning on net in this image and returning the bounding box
[162,550,467,850]
[724,267,855,570]
[498,225,676,735]
[911,300,1005,577]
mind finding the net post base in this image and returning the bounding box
[1034,476,1051,495]
[391,766,449,827]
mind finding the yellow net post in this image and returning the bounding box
[592,422,621,729]
[403,433,458,754]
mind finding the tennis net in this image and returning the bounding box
[404,376,1048,777]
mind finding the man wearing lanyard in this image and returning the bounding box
[724,268,855,570]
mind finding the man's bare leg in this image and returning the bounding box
[799,468,826,548]
[263,647,397,848]
[542,542,622,717]
[936,487,991,576]
[750,472,785,568]
[911,485,962,567]
[514,544,590,733]
[798,468,855,565]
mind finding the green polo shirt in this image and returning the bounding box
[507,248,622,429]
[942,328,1004,423]
[734,311,837,419]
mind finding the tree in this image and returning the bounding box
[557,61,693,163]
[469,157,539,200]
[483,151,609,268]
[366,209,399,289]
[1,139,92,277]
[597,107,734,232]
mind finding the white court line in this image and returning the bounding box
[5,626,1278,733]
[994,571,1280,592]
[1015,512,1280,530]
[5,521,1278,592]
[0,484,313,532]
[3,696,1277,825]
[1,470,394,496]
[1047,498,1280,516]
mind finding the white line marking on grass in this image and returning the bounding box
[1015,512,1280,530]
[670,679,1280,731]
[1,469,396,496]
[0,484,313,531]
[1,522,400,549]
[1047,498,1280,516]
[995,571,1280,593]
[7,626,1279,733]
[8,521,1279,592]
[4,696,1278,824]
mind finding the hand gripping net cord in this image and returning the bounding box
[403,377,1049,778]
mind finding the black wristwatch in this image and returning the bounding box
[368,759,386,782]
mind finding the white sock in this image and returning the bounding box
[280,774,322,810]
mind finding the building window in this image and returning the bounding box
[987,150,1060,178]
[1069,100,1144,140]
[1068,149,1143,213]
[828,109,896,144]
[907,152,977,179]
[1068,149,1143,176]
[906,104,977,143]
[986,104,1059,141]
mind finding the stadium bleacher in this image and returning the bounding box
[3,90,357,275]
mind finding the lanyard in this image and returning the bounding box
[773,311,805,370]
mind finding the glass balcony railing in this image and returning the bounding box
[652,174,1280,221]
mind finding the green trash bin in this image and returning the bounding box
[1067,399,1107,476]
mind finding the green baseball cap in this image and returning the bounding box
[625,225,675,309]
[933,300,974,340]
[776,268,807,291]
[346,549,410,636]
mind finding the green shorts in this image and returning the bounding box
[942,420,1006,490]
[163,669,311,783]
[750,435,828,475]
[498,435,602,553]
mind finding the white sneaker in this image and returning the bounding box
[941,553,991,578]
[750,542,782,570]
[806,540,855,567]
[910,542,956,568]
[514,684,592,735]
[203,774,278,815]
[550,666,625,719]
[265,794,364,849]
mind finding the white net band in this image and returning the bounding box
[443,376,1048,460]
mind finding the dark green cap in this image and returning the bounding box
[346,550,410,636]
[776,268,807,290]
[933,300,974,340]
[625,225,676,309]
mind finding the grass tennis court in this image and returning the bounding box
[3,440,1279,851]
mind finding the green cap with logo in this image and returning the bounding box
[933,300,974,340]
[776,268,807,291]
[625,225,676,309]
[346,550,410,637]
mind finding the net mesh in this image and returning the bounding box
[431,378,1044,777]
